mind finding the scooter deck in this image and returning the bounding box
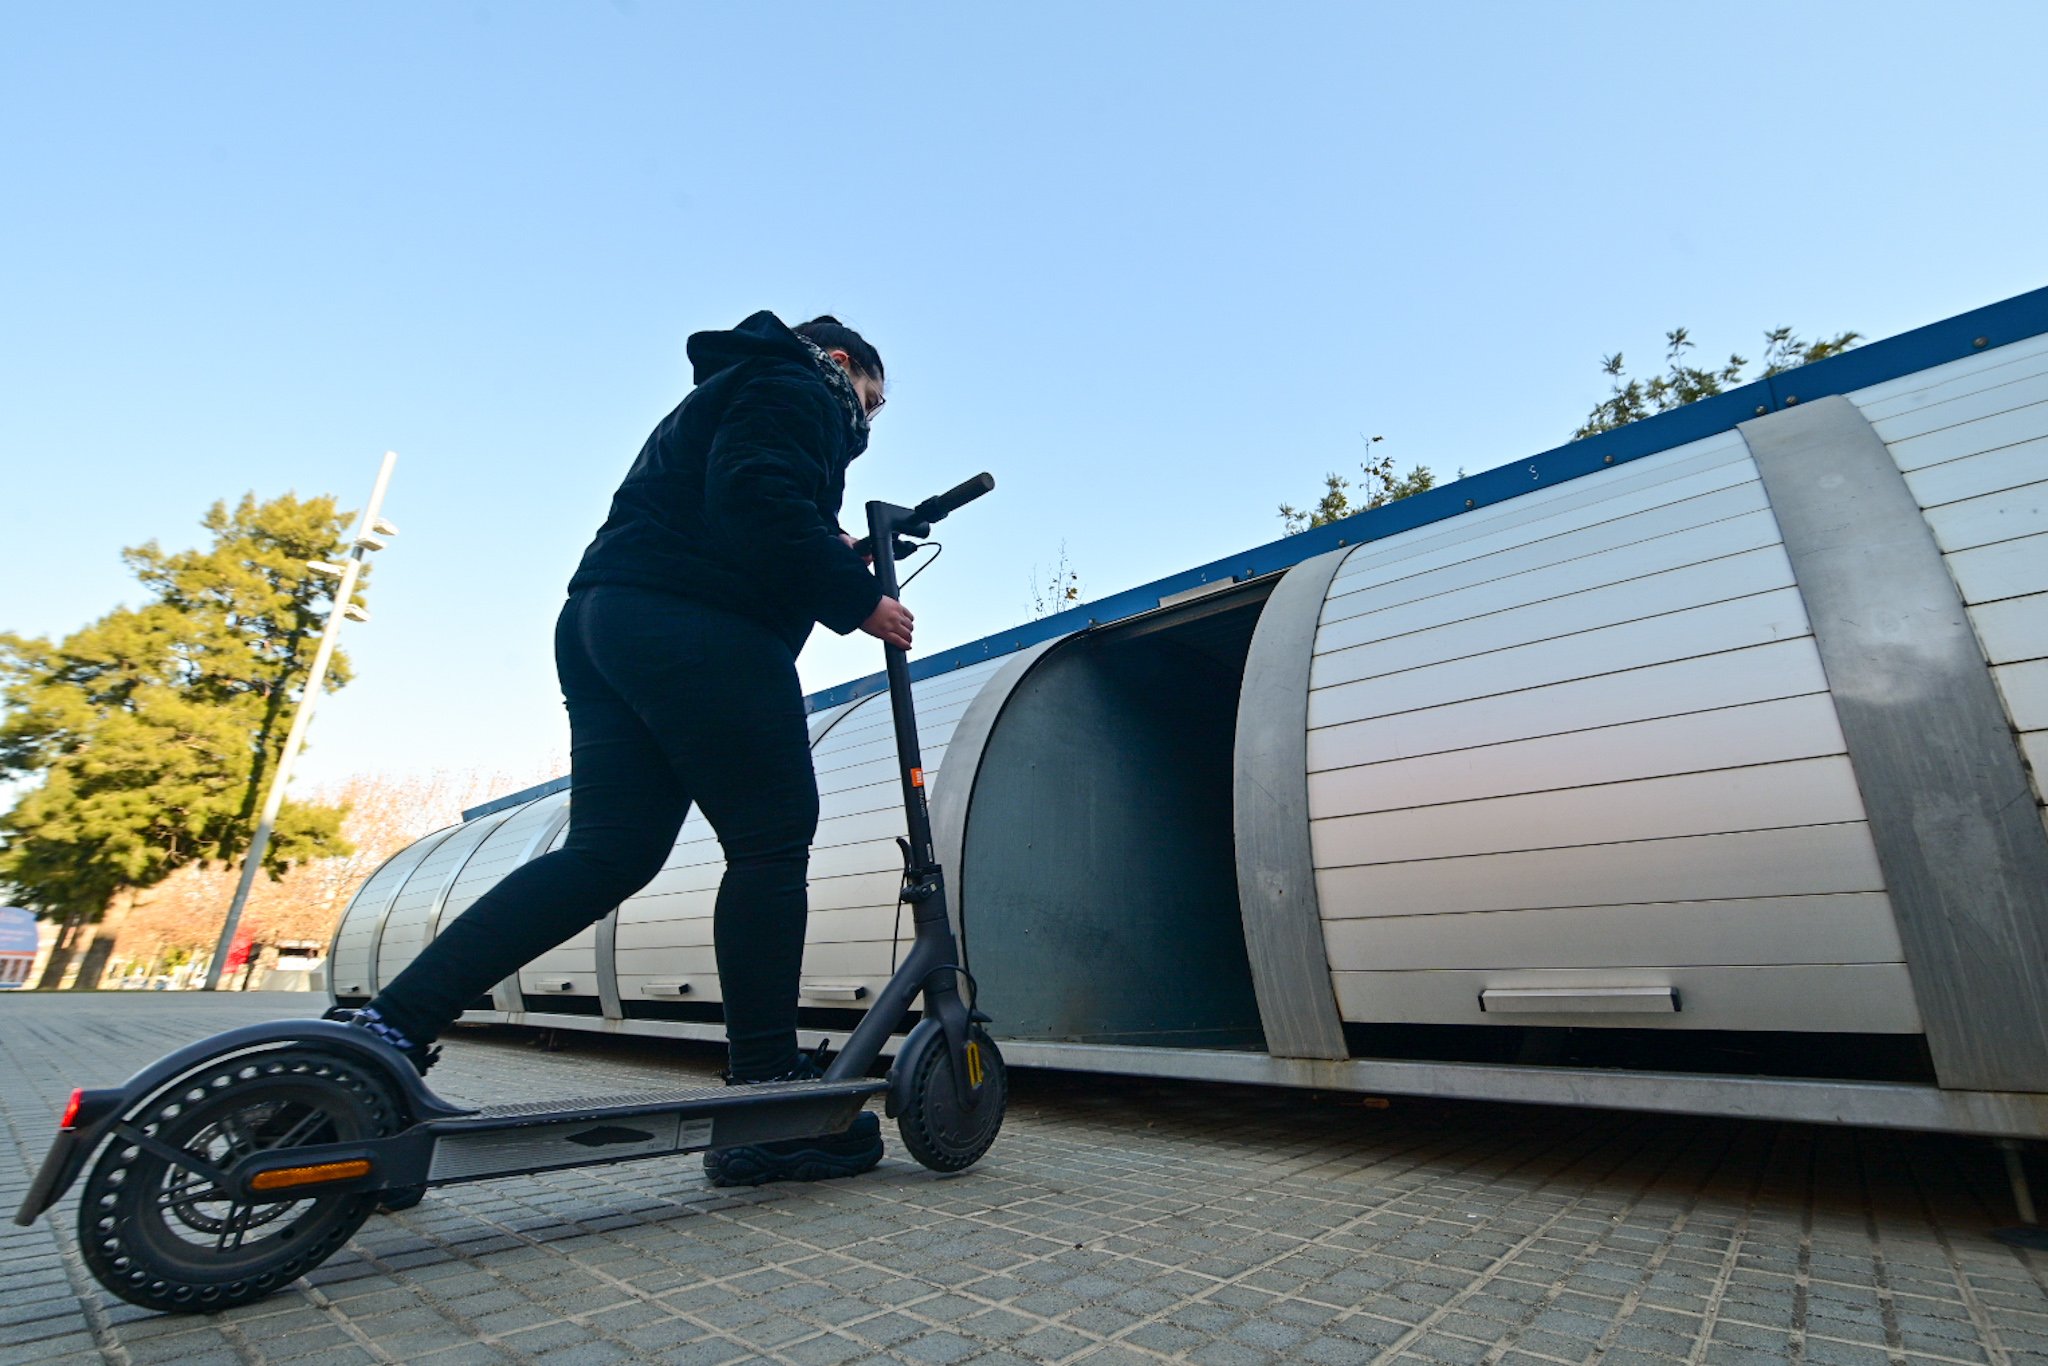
[16,1063,888,1227]
[405,1076,888,1186]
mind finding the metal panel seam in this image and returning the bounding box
[325,843,415,1000]
[806,697,866,748]
[1739,395,2048,1091]
[929,640,1063,962]
[362,825,463,997]
[1233,546,1353,1059]
[595,908,624,1020]
[493,797,573,1014]
[423,807,521,943]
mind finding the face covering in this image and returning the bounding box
[801,341,872,449]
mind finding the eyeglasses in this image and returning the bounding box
[865,392,886,419]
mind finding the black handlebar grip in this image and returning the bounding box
[914,472,996,522]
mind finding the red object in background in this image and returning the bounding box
[223,926,256,971]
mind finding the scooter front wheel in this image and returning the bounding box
[897,1024,1007,1172]
[78,1049,403,1313]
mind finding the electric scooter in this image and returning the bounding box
[14,474,1007,1315]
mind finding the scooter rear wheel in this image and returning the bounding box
[78,1049,403,1313]
[897,1025,1007,1172]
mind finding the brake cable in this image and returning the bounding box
[897,540,942,589]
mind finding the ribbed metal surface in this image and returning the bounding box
[428,1113,689,1180]
[439,792,570,936]
[460,1078,880,1121]
[610,656,1008,1009]
[1850,332,2048,818]
[467,1085,730,1119]
[375,812,511,990]
[1744,392,2048,1090]
[328,824,460,1000]
[1304,425,1916,1036]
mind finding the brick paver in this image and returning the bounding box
[2,992,2044,1364]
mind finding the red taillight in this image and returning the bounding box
[59,1089,84,1130]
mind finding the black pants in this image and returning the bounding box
[369,586,819,1080]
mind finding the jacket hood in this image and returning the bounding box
[686,310,813,384]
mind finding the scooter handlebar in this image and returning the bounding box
[853,473,996,560]
[912,472,995,524]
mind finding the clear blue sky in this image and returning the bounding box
[4,3,2044,794]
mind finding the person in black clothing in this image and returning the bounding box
[330,312,912,1186]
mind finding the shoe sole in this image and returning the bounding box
[703,1138,885,1188]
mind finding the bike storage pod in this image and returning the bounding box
[334,289,2048,1147]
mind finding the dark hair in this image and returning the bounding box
[793,316,884,383]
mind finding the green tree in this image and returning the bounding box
[0,492,363,987]
[1279,437,1436,535]
[1574,325,1861,439]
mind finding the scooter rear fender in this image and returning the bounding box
[11,1018,471,1227]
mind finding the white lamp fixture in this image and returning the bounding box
[205,451,402,990]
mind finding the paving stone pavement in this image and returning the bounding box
[2,993,2045,1366]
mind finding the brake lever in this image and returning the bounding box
[851,535,923,562]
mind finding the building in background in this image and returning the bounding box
[0,908,39,988]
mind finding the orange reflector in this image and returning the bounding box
[964,1042,984,1087]
[59,1089,84,1130]
[910,767,924,788]
[249,1160,372,1192]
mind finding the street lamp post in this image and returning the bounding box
[203,451,399,991]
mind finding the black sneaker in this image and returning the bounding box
[322,1006,441,1077]
[702,1049,883,1188]
[320,1007,436,1214]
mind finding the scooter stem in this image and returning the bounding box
[819,497,984,1110]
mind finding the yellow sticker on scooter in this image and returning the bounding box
[965,1041,984,1086]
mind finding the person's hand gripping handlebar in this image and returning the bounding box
[850,473,994,652]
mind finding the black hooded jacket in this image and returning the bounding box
[567,312,884,654]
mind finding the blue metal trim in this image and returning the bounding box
[804,286,2048,714]
[462,775,570,823]
[1759,292,2048,409]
